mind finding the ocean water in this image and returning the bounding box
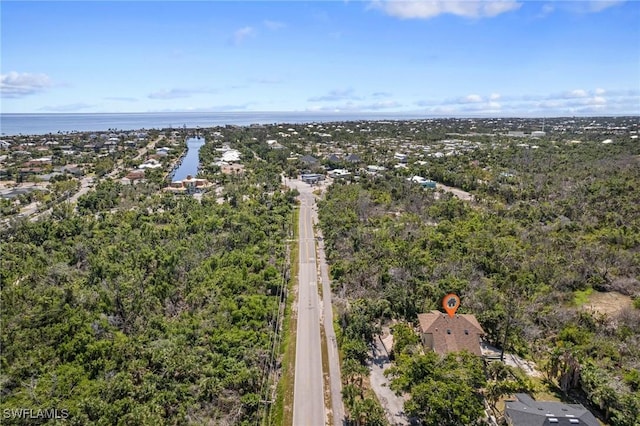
[0,112,427,136]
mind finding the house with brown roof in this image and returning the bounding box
[165,175,212,194]
[417,310,485,356]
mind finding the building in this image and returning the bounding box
[505,394,599,426]
[138,159,162,169]
[417,310,485,356]
[166,175,212,194]
[326,153,341,163]
[345,153,361,163]
[300,155,319,166]
[394,152,408,162]
[327,169,351,179]
[125,170,145,182]
[300,173,324,184]
[408,175,437,188]
[367,165,386,174]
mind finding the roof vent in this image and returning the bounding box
[464,330,469,335]
[446,329,451,334]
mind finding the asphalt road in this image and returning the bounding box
[293,186,326,425]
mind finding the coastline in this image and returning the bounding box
[0,111,430,136]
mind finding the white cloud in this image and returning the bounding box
[231,26,255,45]
[252,77,283,85]
[464,94,484,103]
[564,89,589,98]
[537,3,555,18]
[525,90,613,114]
[363,100,402,110]
[104,96,138,102]
[543,0,626,15]
[148,88,215,100]
[39,103,95,112]
[306,99,401,112]
[148,89,195,99]
[371,0,522,20]
[415,87,638,116]
[209,103,253,111]
[308,88,361,102]
[582,0,626,13]
[1,72,52,98]
[263,20,285,30]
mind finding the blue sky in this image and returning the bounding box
[1,0,639,116]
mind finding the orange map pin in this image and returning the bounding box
[443,293,460,318]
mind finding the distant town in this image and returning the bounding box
[1,116,637,223]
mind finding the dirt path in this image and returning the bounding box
[436,182,474,201]
[368,336,409,426]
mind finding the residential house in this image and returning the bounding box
[138,159,162,169]
[408,175,436,188]
[505,394,599,426]
[300,155,319,166]
[417,310,485,356]
[326,153,341,164]
[327,169,351,179]
[345,153,361,163]
[366,165,386,175]
[165,175,212,194]
[394,152,408,163]
[124,170,145,183]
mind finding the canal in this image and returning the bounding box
[171,137,205,182]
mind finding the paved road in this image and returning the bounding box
[293,184,326,425]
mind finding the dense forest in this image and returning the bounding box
[318,136,640,425]
[1,164,297,424]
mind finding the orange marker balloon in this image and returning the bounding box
[443,293,460,318]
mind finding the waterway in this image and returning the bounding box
[171,137,205,182]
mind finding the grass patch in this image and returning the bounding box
[573,287,593,306]
[320,325,333,426]
[270,209,299,426]
[532,377,564,402]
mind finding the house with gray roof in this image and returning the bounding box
[300,155,318,165]
[505,394,599,426]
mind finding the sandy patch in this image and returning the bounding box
[583,291,633,316]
